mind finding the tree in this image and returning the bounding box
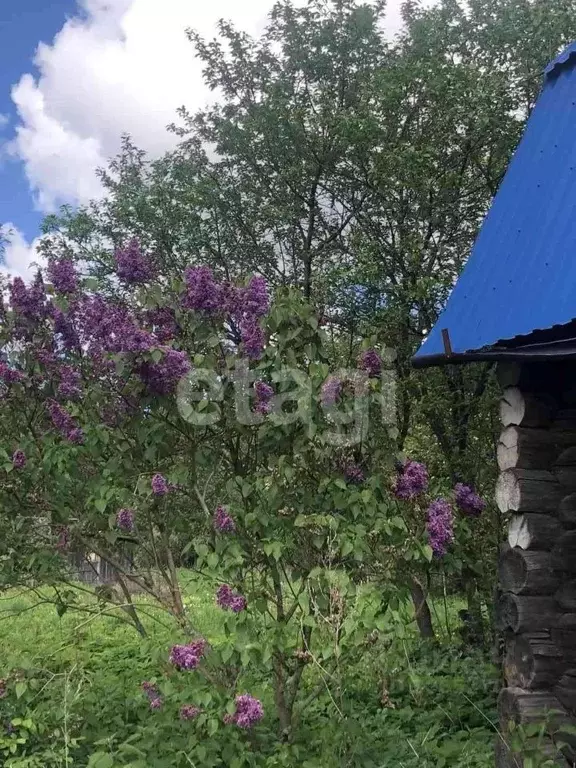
[33,0,576,644]
[0,248,421,750]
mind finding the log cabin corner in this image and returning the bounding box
[413,41,576,767]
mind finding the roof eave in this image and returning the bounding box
[413,341,576,369]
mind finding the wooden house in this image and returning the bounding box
[414,42,576,766]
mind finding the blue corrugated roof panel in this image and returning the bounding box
[415,42,576,363]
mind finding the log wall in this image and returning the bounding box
[496,362,576,767]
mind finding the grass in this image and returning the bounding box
[0,576,500,767]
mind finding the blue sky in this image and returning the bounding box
[0,0,281,272]
[1,0,77,242]
[0,0,406,277]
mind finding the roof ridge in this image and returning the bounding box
[545,41,576,78]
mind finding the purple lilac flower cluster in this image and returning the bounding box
[123,327,157,353]
[321,376,342,407]
[139,348,190,395]
[36,349,56,367]
[72,296,192,394]
[213,505,236,533]
[393,460,429,500]
[183,268,269,359]
[240,317,266,360]
[144,307,179,342]
[220,281,240,315]
[358,348,382,377]
[169,640,206,671]
[58,365,82,400]
[216,584,247,613]
[253,380,274,414]
[454,483,486,517]
[0,362,23,384]
[183,266,222,315]
[48,401,83,444]
[73,296,130,356]
[151,473,169,496]
[142,681,163,710]
[342,460,365,485]
[116,508,135,532]
[243,276,269,317]
[47,258,78,295]
[53,309,79,350]
[426,499,454,557]
[9,274,47,322]
[74,296,157,357]
[180,704,201,721]
[115,238,153,284]
[12,450,26,469]
[224,694,264,729]
[237,276,269,359]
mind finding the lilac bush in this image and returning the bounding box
[12,450,26,469]
[47,258,79,295]
[426,499,454,557]
[321,376,342,407]
[151,474,169,496]
[48,401,84,444]
[115,238,154,283]
[216,584,247,613]
[393,460,429,500]
[253,380,274,414]
[0,254,408,750]
[142,681,163,710]
[0,362,23,385]
[139,349,191,395]
[213,505,236,533]
[390,456,485,642]
[454,483,486,517]
[243,276,270,317]
[57,365,82,401]
[183,265,222,315]
[116,508,135,532]
[169,640,206,671]
[240,316,266,359]
[341,459,365,485]
[179,704,201,720]
[358,348,382,377]
[225,694,264,729]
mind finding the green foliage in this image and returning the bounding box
[4,0,576,763]
[36,0,576,618]
[0,585,499,767]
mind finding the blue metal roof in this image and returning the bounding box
[415,42,576,364]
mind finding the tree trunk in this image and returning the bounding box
[273,655,293,739]
[464,569,485,647]
[410,579,435,640]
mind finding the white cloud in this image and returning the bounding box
[1,224,45,280]
[9,0,409,215]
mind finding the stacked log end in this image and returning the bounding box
[496,363,576,767]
